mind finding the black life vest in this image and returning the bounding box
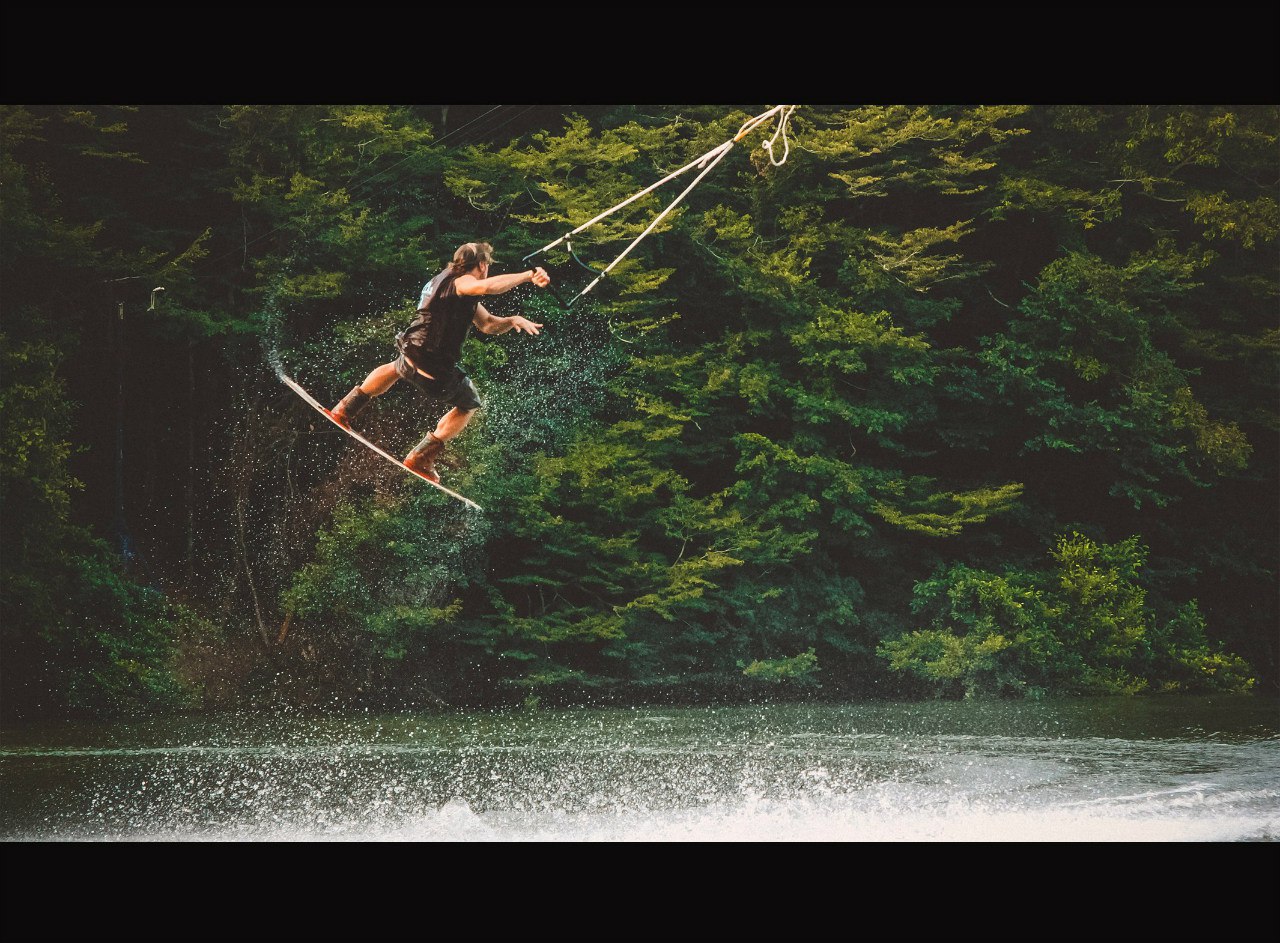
[399,267,478,373]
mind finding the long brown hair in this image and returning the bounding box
[449,242,494,276]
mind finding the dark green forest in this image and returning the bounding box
[2,104,1276,720]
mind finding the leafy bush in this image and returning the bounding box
[878,533,1254,697]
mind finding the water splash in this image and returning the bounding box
[3,701,1276,842]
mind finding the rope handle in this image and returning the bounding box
[526,105,798,307]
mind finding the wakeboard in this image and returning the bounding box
[281,373,482,511]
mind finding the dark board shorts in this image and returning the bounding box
[393,344,482,412]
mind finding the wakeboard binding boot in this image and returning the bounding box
[327,386,371,430]
[403,432,445,483]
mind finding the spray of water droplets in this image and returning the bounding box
[2,700,1277,841]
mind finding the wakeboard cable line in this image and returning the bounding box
[522,105,797,307]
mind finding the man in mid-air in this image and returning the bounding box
[327,242,549,481]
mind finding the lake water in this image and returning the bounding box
[2,698,1276,841]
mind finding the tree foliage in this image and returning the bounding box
[879,534,1254,697]
[2,104,1274,715]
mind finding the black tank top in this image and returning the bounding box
[400,267,478,372]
